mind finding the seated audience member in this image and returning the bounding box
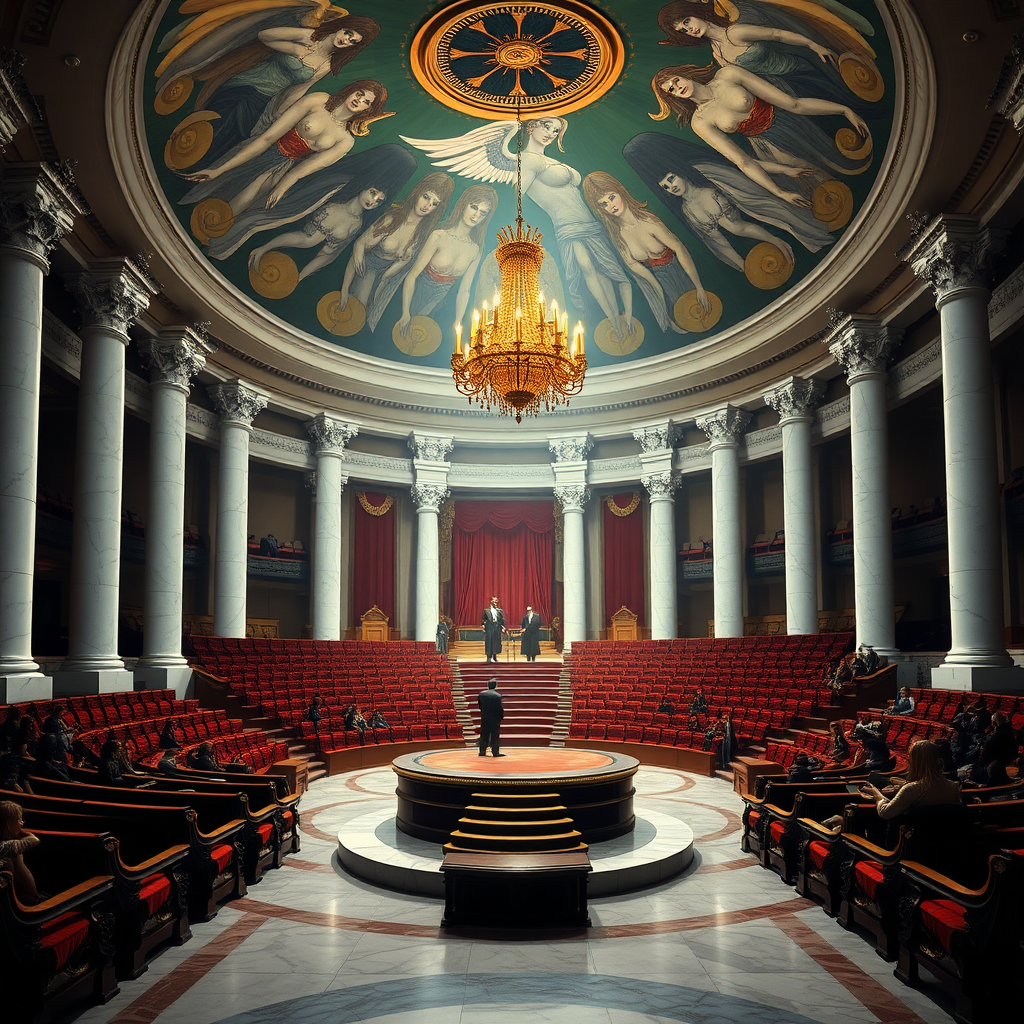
[343,704,367,733]
[0,800,39,902]
[34,734,72,781]
[858,739,960,818]
[787,752,823,783]
[827,721,850,764]
[689,687,709,716]
[97,740,128,786]
[860,645,881,674]
[981,711,1019,766]
[157,749,182,774]
[368,709,390,730]
[42,702,75,756]
[950,710,978,768]
[192,742,222,773]
[885,686,916,717]
[15,716,38,758]
[657,696,674,716]
[0,706,23,752]
[0,739,31,792]
[159,718,182,750]
[850,720,894,771]
[931,738,958,780]
[72,738,102,769]
[968,697,992,733]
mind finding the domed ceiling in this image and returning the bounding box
[126,0,899,384]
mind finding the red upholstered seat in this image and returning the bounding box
[281,809,294,827]
[39,911,90,970]
[210,843,234,873]
[139,872,173,916]
[769,821,785,843]
[920,899,967,953]
[747,810,760,827]
[854,859,885,900]
[808,840,829,871]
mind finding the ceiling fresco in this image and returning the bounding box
[140,0,896,371]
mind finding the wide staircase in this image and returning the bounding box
[460,661,565,746]
[445,791,587,854]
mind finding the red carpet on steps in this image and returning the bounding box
[460,662,562,746]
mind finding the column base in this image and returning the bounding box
[0,672,53,703]
[931,664,1024,693]
[132,663,194,699]
[52,667,135,696]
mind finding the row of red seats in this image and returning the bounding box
[313,723,463,748]
[568,722,719,749]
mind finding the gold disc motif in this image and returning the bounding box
[317,292,366,336]
[154,76,193,115]
[675,290,723,330]
[164,111,217,170]
[839,52,885,102]
[393,316,442,356]
[248,251,299,299]
[190,199,233,245]
[812,180,854,231]
[743,244,794,290]
[835,127,873,162]
[593,317,644,356]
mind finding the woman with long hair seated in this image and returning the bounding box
[0,800,39,902]
[857,740,961,819]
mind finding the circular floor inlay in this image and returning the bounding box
[413,747,616,774]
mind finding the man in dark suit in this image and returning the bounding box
[477,677,505,757]
[520,605,542,662]
[482,595,505,663]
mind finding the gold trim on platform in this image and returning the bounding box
[409,2,626,119]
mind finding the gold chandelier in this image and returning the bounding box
[451,107,587,423]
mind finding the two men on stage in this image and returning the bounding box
[483,596,544,662]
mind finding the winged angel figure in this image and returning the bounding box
[401,118,634,337]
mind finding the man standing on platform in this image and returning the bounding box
[477,677,505,757]
[482,595,505,663]
[520,605,542,663]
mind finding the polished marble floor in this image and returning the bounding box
[64,764,956,1024]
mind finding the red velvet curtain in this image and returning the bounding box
[452,501,554,628]
[603,492,645,628]
[352,491,395,626]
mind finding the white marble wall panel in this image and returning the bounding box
[312,454,344,640]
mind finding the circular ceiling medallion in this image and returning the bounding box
[410,1,626,118]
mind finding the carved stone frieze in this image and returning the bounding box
[553,484,589,511]
[0,161,85,265]
[207,379,269,428]
[764,377,825,424]
[990,30,1024,130]
[411,483,449,511]
[826,313,903,381]
[67,256,156,338]
[906,215,1009,303]
[548,435,592,463]
[185,404,217,431]
[642,470,679,499]
[251,429,309,456]
[696,407,751,449]
[409,433,454,463]
[0,48,41,149]
[633,424,675,453]
[306,413,358,456]
[140,326,210,391]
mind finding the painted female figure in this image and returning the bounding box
[651,63,871,205]
[339,172,455,331]
[401,118,634,339]
[155,4,380,167]
[182,80,392,217]
[396,185,498,336]
[622,132,832,272]
[582,171,709,334]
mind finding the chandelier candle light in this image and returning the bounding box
[451,108,587,422]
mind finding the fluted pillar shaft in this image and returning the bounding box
[308,415,356,641]
[0,163,82,699]
[135,330,208,682]
[62,259,154,684]
[908,216,1020,686]
[697,408,750,638]
[209,381,268,638]
[828,315,901,655]
[550,435,592,649]
[410,434,453,643]
[636,425,679,640]
[765,378,824,635]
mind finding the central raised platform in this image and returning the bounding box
[393,747,640,844]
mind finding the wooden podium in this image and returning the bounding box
[609,606,638,642]
[360,605,390,642]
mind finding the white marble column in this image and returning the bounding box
[697,407,751,638]
[550,435,592,649]
[0,163,83,702]
[58,258,155,694]
[307,414,357,641]
[827,315,901,657]
[908,215,1023,690]
[208,380,268,638]
[134,328,209,695]
[636,424,679,640]
[410,434,454,643]
[765,378,825,635]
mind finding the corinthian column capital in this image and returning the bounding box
[826,313,902,384]
[208,379,269,428]
[905,214,1008,306]
[696,407,751,450]
[307,413,358,456]
[764,377,825,425]
[140,326,211,392]
[66,256,156,340]
[0,161,86,268]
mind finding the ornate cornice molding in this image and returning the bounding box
[140,326,210,392]
[207,379,269,429]
[696,407,752,450]
[905,214,1009,307]
[554,484,589,512]
[0,161,85,268]
[763,377,825,425]
[409,433,454,463]
[826,313,903,383]
[306,413,358,457]
[642,470,680,499]
[0,48,41,149]
[989,29,1024,130]
[548,435,593,463]
[66,256,156,339]
[411,483,449,511]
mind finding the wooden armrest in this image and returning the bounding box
[900,859,992,901]
[14,875,113,917]
[121,844,191,874]
[197,819,245,841]
[797,817,842,839]
[843,833,895,859]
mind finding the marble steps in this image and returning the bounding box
[460,662,563,745]
[443,790,587,854]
